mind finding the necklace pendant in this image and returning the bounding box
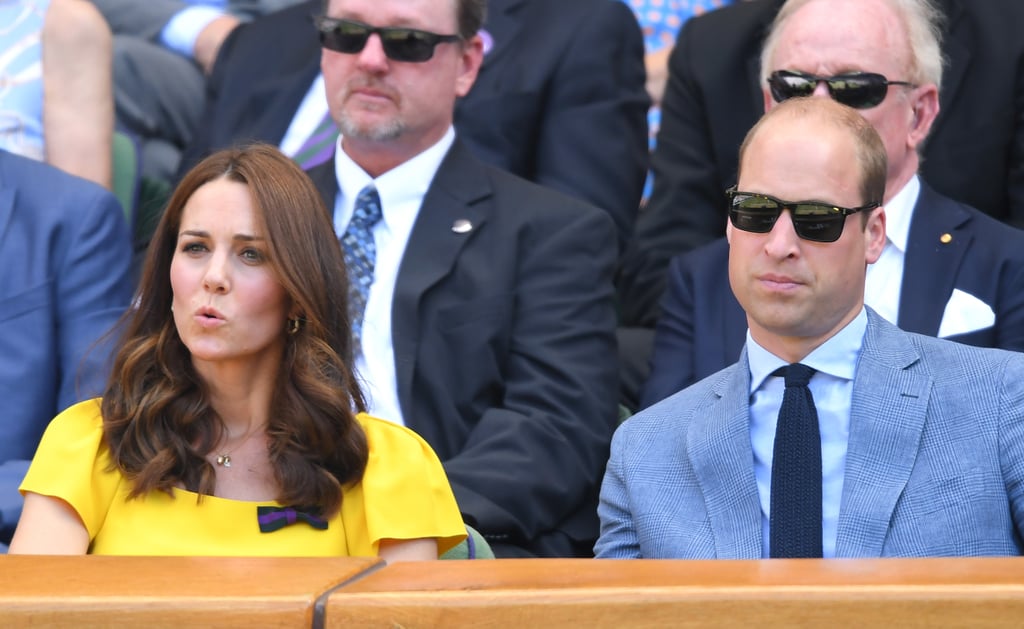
[216,454,231,467]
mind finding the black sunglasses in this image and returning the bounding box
[767,70,915,109]
[726,187,878,243]
[314,16,460,63]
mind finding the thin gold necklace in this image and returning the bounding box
[214,426,262,468]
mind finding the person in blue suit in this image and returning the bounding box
[597,95,1024,559]
[640,0,1024,409]
[0,149,133,549]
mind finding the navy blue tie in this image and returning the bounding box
[769,363,823,558]
[341,185,382,354]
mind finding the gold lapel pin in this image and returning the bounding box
[940,233,953,244]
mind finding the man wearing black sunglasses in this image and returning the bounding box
[176,0,648,254]
[598,96,1024,560]
[616,0,1024,381]
[298,0,620,559]
[636,0,1024,410]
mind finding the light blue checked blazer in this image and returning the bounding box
[597,308,1024,558]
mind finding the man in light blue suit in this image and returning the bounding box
[0,149,133,549]
[596,97,1024,559]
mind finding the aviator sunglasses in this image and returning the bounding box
[727,187,879,243]
[768,70,915,109]
[314,16,460,63]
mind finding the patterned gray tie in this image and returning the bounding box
[340,185,382,354]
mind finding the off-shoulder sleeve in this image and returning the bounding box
[342,414,467,556]
[19,399,121,540]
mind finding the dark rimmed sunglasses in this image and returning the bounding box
[767,70,915,109]
[313,16,460,63]
[727,187,878,243]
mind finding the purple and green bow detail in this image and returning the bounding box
[257,506,328,533]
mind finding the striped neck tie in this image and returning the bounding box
[341,185,382,355]
[294,113,339,170]
[769,363,823,558]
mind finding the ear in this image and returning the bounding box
[906,84,939,152]
[455,34,484,98]
[863,207,887,264]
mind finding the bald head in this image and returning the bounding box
[739,97,887,209]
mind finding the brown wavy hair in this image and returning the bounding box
[102,143,367,517]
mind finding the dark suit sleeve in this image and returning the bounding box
[616,17,733,327]
[442,206,620,553]
[640,255,698,409]
[54,186,134,411]
[529,0,649,254]
[176,21,244,176]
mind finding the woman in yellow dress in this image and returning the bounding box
[9,143,465,559]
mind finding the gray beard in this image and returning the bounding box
[337,115,406,143]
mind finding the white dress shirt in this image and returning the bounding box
[278,74,328,156]
[332,126,456,426]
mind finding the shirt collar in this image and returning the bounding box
[333,126,456,227]
[880,174,920,253]
[747,307,868,393]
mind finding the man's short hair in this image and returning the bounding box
[759,0,946,90]
[737,97,888,210]
[321,0,487,41]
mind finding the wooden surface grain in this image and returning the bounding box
[0,555,381,628]
[323,557,1024,628]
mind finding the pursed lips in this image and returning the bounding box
[194,306,226,327]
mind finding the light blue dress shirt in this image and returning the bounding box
[746,308,868,558]
[161,1,228,58]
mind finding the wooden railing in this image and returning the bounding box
[2,556,1023,628]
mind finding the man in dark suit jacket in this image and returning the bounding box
[640,0,1024,409]
[303,0,619,558]
[617,0,1024,328]
[179,0,648,252]
[0,149,133,548]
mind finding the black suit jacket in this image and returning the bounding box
[641,183,1024,408]
[307,140,620,557]
[181,0,649,252]
[618,0,1024,327]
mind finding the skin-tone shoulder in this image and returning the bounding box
[9,493,90,554]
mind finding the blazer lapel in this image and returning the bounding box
[897,183,972,335]
[689,358,763,558]
[835,311,932,557]
[391,141,492,424]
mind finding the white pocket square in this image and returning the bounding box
[937,288,995,338]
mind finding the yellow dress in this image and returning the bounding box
[20,400,466,556]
